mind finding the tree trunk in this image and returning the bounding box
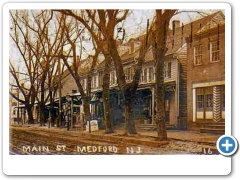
[102,88,114,133]
[26,105,34,124]
[155,10,176,140]
[49,90,55,127]
[102,51,114,133]
[82,96,91,132]
[39,102,45,126]
[107,38,138,135]
[124,101,137,134]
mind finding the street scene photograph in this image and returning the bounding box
[9,8,225,155]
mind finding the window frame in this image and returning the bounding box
[167,62,171,78]
[143,68,148,82]
[148,67,153,82]
[98,71,103,87]
[194,45,202,65]
[110,71,116,85]
[210,41,220,63]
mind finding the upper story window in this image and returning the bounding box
[91,76,98,89]
[98,71,103,87]
[167,62,171,78]
[164,62,171,78]
[194,45,202,65]
[143,68,148,82]
[110,71,116,85]
[148,67,153,82]
[125,67,133,81]
[210,41,220,63]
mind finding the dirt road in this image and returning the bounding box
[9,126,218,155]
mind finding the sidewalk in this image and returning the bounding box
[13,123,221,145]
[79,128,221,145]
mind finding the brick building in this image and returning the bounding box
[186,11,225,131]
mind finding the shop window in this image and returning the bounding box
[196,88,204,111]
[196,87,213,112]
[204,87,213,111]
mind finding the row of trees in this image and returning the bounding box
[10,9,177,140]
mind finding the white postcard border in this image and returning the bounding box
[3,2,231,175]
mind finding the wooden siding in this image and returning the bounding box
[164,59,178,83]
[177,45,188,118]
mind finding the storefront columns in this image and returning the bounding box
[192,88,196,122]
[213,86,221,122]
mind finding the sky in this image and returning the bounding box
[9,9,224,69]
[122,9,224,41]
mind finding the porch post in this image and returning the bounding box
[193,88,196,122]
[151,87,155,124]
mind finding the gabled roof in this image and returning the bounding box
[165,11,225,54]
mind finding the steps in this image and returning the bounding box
[138,124,155,131]
[138,123,177,131]
[200,122,225,134]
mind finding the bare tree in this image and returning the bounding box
[55,10,116,133]
[152,10,176,140]
[55,12,101,131]
[56,10,156,135]
[85,10,154,135]
[10,10,67,126]
[9,10,40,124]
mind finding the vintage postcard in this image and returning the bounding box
[3,2,234,175]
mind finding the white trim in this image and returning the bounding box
[209,42,212,62]
[192,81,225,88]
[193,88,196,122]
